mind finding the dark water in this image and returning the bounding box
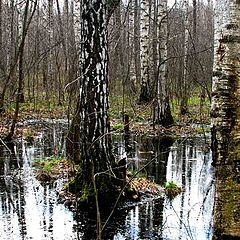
[0,121,214,240]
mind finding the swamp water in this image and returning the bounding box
[0,121,214,240]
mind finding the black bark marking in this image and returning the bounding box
[211,126,218,166]
[225,23,238,30]
[221,35,240,43]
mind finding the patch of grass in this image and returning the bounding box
[165,180,182,201]
[111,123,124,131]
[109,95,135,119]
[33,156,64,173]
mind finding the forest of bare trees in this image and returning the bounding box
[2,1,240,239]
[0,0,214,120]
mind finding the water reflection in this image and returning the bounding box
[0,123,214,240]
[113,136,214,240]
[162,138,214,240]
[0,122,76,240]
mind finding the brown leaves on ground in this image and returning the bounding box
[127,177,164,199]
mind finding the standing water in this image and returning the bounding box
[0,121,214,240]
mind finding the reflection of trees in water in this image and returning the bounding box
[73,205,128,239]
[0,136,65,240]
[0,130,214,240]
[0,141,27,238]
[29,123,66,158]
[163,138,214,240]
[127,135,173,185]
[137,198,165,239]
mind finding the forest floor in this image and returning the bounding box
[0,96,211,139]
[0,98,207,206]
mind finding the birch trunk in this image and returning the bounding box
[139,0,151,103]
[211,0,240,238]
[67,0,122,204]
[73,0,81,55]
[156,0,173,126]
[134,0,141,85]
[180,0,189,115]
[48,0,54,90]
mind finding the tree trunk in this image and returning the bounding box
[134,0,141,86]
[5,0,37,141]
[211,1,240,238]
[155,0,173,126]
[139,0,151,103]
[180,0,189,115]
[73,0,81,55]
[67,0,122,204]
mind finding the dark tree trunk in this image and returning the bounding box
[67,0,122,204]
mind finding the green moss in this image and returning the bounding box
[165,180,182,201]
[218,178,240,235]
[79,185,93,202]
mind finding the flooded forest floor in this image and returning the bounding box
[0,99,214,239]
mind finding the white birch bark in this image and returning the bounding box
[156,0,173,126]
[68,0,118,194]
[134,0,141,84]
[73,0,81,55]
[139,0,151,102]
[180,0,189,114]
[128,0,135,90]
[48,0,54,83]
[211,0,240,238]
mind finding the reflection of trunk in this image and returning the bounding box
[153,136,173,185]
[211,1,240,238]
[179,143,186,233]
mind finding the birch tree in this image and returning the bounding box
[139,0,151,102]
[211,0,240,238]
[155,0,173,126]
[67,0,122,207]
[180,0,189,115]
[134,0,141,87]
